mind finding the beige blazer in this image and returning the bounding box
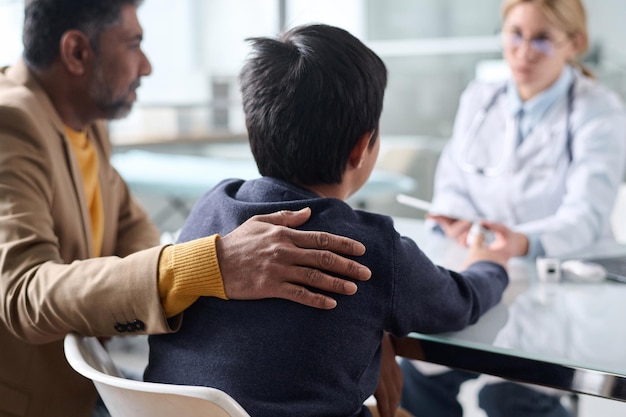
[0,60,178,417]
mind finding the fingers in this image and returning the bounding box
[252,268,361,309]
[480,220,510,235]
[285,243,371,282]
[288,265,359,295]
[446,220,472,242]
[470,230,485,248]
[252,206,374,260]
[218,210,372,310]
[270,281,340,310]
[478,221,528,257]
[265,224,370,281]
[222,265,357,309]
[221,258,365,309]
[286,227,367,257]
[252,207,312,228]
[217,218,371,308]
[456,230,470,247]
[251,209,367,257]
[510,232,529,257]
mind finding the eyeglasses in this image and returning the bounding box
[499,30,569,57]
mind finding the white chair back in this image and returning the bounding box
[63,333,250,417]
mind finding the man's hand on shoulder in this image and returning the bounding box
[216,208,371,309]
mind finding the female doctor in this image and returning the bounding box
[401,0,626,416]
[428,0,626,260]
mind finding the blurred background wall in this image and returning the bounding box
[0,0,624,221]
[2,0,622,142]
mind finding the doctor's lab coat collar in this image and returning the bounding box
[506,65,575,135]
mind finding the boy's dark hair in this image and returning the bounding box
[240,24,388,186]
[23,0,143,69]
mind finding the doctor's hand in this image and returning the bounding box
[481,221,529,258]
[427,214,473,246]
[462,229,511,269]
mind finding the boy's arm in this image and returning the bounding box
[390,234,509,337]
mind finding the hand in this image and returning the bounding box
[374,333,402,417]
[427,214,473,246]
[483,221,529,258]
[216,208,372,309]
[461,221,528,268]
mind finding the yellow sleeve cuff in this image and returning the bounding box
[158,234,228,317]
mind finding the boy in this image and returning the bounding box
[145,24,509,417]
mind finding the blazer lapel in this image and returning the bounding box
[7,59,94,257]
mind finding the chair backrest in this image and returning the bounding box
[63,333,250,417]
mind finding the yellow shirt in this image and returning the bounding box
[64,127,103,257]
[64,127,227,317]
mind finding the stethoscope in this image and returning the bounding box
[458,80,575,177]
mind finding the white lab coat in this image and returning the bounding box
[431,68,626,257]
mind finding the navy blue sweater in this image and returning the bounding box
[145,177,508,417]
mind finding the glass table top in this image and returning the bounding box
[392,217,626,400]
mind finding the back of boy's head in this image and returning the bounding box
[240,24,388,186]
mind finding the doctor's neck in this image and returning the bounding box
[515,67,566,102]
[516,77,558,101]
[517,87,537,102]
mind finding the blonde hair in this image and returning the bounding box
[501,0,593,77]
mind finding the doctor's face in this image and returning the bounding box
[502,3,578,100]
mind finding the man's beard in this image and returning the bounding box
[88,65,138,120]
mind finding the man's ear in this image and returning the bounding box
[348,131,374,169]
[59,30,93,76]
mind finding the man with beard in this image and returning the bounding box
[0,1,381,416]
